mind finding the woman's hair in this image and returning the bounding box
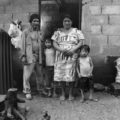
[45,38,52,43]
[29,13,40,23]
[79,44,90,53]
[62,14,72,21]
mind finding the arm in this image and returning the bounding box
[77,67,81,78]
[72,29,85,52]
[20,30,28,62]
[52,30,66,53]
[66,39,84,55]
[53,41,65,52]
[21,30,26,57]
[89,57,93,74]
[67,29,85,55]
[72,39,84,52]
[76,59,81,78]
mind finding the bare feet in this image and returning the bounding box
[60,95,65,101]
[80,98,85,103]
[68,95,74,101]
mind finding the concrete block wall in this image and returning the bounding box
[0,0,38,32]
[82,0,120,84]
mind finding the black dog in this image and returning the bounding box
[1,88,27,120]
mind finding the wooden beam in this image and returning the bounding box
[38,0,41,30]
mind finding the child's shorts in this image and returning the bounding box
[77,76,94,91]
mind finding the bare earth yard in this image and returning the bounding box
[23,92,120,120]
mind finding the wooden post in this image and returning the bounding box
[78,0,82,29]
[38,0,41,30]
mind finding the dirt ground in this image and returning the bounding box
[21,91,120,120]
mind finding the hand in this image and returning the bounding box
[65,48,76,56]
[60,49,68,55]
[20,55,27,63]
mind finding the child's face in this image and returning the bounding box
[80,49,89,57]
[45,40,52,48]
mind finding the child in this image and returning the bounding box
[44,38,55,97]
[77,45,98,102]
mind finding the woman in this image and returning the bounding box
[51,14,85,100]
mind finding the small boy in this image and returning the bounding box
[77,45,98,102]
[44,38,55,97]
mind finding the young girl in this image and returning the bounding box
[44,38,55,97]
[77,45,98,102]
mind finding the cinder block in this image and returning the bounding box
[5,5,24,13]
[109,15,120,24]
[82,4,92,32]
[113,0,120,4]
[22,4,38,13]
[102,5,120,14]
[91,0,112,5]
[28,0,38,4]
[0,14,12,24]
[88,35,108,55]
[0,24,3,29]
[0,0,10,5]
[90,15,108,25]
[103,25,120,35]
[108,46,120,56]
[5,4,38,13]
[109,36,120,46]
[89,5,101,15]
[3,23,10,32]
[89,35,107,46]
[9,0,38,6]
[0,6,5,14]
[91,25,101,34]
[13,13,29,23]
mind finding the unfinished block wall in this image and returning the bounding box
[82,0,120,84]
[0,0,38,31]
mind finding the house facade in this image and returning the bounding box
[0,0,120,92]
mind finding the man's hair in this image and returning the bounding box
[79,44,90,53]
[29,13,40,23]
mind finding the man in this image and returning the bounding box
[21,14,43,100]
